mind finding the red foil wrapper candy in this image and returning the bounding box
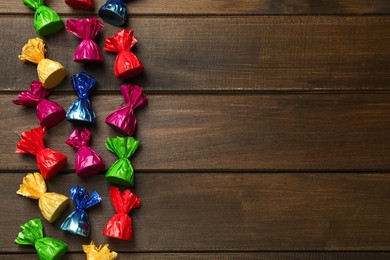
[13,81,65,128]
[66,128,105,177]
[105,84,147,135]
[66,17,104,63]
[104,30,144,80]
[65,0,94,11]
[103,187,141,240]
[16,126,67,180]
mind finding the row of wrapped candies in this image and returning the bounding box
[14,1,147,259]
[17,172,140,236]
[15,36,146,182]
[26,0,128,38]
[19,25,143,85]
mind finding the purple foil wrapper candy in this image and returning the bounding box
[66,17,104,63]
[12,81,65,128]
[105,84,147,136]
[66,128,105,177]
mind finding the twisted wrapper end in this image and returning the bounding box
[83,241,118,260]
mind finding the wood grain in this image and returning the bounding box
[2,252,390,260]
[2,0,390,15]
[3,16,390,92]
[3,94,390,172]
[1,172,390,252]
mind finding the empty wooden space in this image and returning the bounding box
[1,0,389,259]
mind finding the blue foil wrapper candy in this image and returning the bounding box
[60,185,102,237]
[66,72,97,124]
[98,0,126,27]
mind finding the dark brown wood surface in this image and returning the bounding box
[3,94,390,171]
[3,16,390,92]
[1,0,389,259]
[1,173,390,252]
[2,0,390,15]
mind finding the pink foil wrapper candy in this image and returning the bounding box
[66,17,104,63]
[66,127,105,177]
[105,84,147,136]
[12,81,65,128]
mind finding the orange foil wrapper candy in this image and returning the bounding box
[12,81,66,128]
[17,172,69,223]
[83,241,118,260]
[103,187,141,240]
[19,38,66,89]
[104,30,144,80]
[65,0,94,11]
[16,126,67,180]
[66,128,105,177]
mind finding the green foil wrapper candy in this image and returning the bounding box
[105,137,140,187]
[15,218,68,260]
[23,0,64,36]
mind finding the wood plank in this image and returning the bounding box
[3,94,390,171]
[3,16,390,92]
[1,173,389,252]
[2,252,390,260]
[2,0,390,15]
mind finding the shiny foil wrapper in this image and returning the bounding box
[98,0,126,27]
[83,241,118,260]
[23,0,64,36]
[19,38,66,89]
[16,126,67,180]
[66,17,104,63]
[60,185,102,237]
[15,218,68,260]
[13,81,65,128]
[66,72,97,123]
[105,136,140,187]
[17,172,69,223]
[103,187,141,240]
[105,84,147,136]
[66,128,105,177]
[104,30,144,80]
[65,0,94,11]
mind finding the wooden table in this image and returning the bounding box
[1,0,390,259]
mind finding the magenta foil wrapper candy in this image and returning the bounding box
[105,84,147,136]
[66,128,105,177]
[66,17,104,63]
[13,81,65,128]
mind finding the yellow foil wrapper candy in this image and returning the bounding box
[17,172,69,223]
[19,38,66,89]
[83,241,118,260]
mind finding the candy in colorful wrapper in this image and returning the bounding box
[16,126,67,180]
[98,0,126,27]
[66,17,104,63]
[105,136,140,187]
[103,187,141,240]
[19,38,66,89]
[105,84,147,135]
[66,128,105,177]
[15,218,68,260]
[22,0,64,36]
[66,72,97,123]
[65,0,94,11]
[83,241,118,260]
[12,81,65,128]
[104,30,144,80]
[60,185,102,237]
[17,172,69,223]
